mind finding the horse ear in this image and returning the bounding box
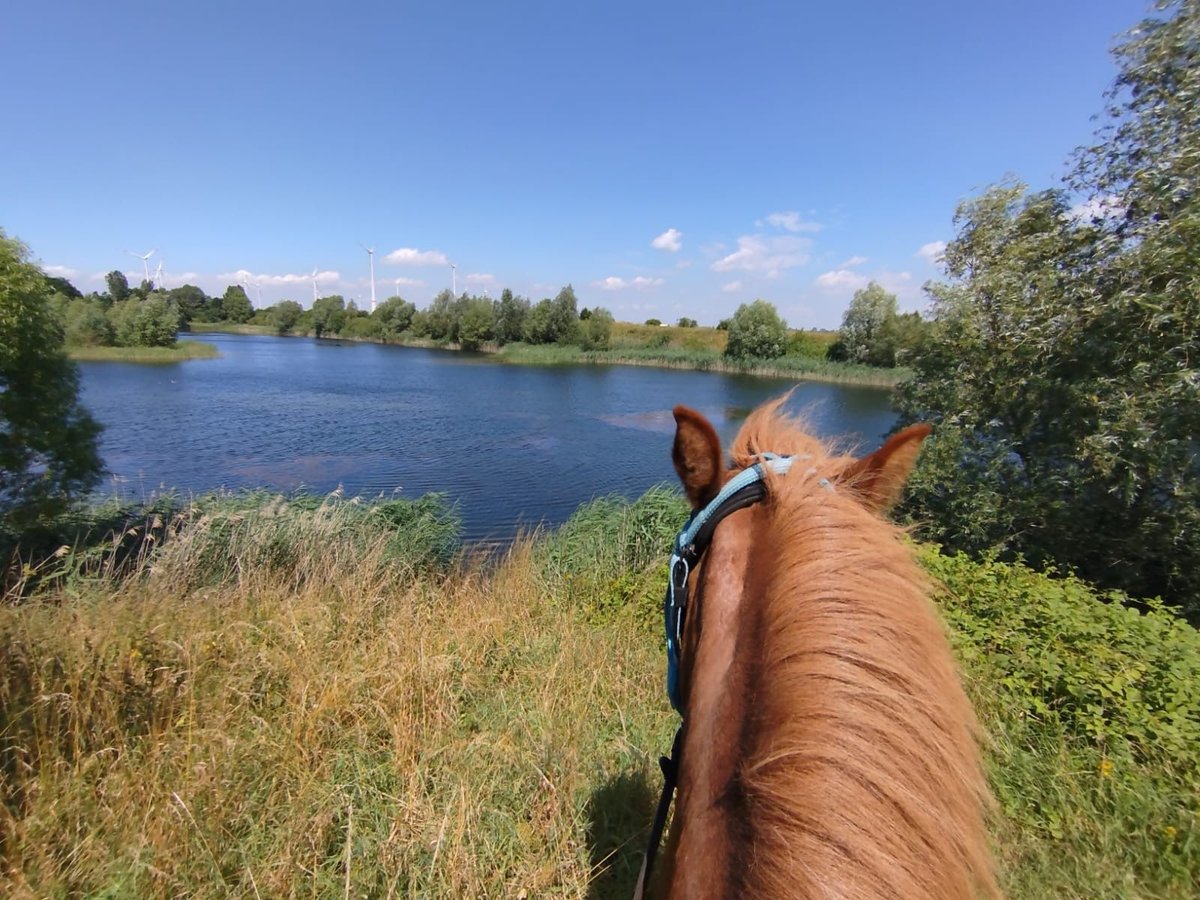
[672,405,724,509]
[840,423,931,512]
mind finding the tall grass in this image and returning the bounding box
[67,342,219,363]
[494,343,904,386]
[2,490,1197,897]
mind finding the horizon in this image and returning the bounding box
[2,1,1147,328]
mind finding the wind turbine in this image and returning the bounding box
[252,280,262,307]
[450,263,457,296]
[311,267,320,304]
[154,260,165,290]
[394,277,402,298]
[128,248,156,283]
[360,244,377,312]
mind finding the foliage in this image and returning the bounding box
[494,288,530,345]
[925,546,1199,894]
[63,297,114,346]
[108,294,182,347]
[310,295,347,338]
[676,317,697,328]
[457,297,496,350]
[105,270,130,303]
[268,299,303,335]
[643,318,662,327]
[579,307,614,350]
[221,285,254,324]
[167,284,210,322]
[898,1,1200,614]
[832,281,924,367]
[371,296,416,339]
[723,299,788,360]
[537,486,686,630]
[0,232,103,528]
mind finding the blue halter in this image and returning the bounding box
[664,454,798,712]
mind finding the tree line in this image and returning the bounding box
[243,284,615,352]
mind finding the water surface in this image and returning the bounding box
[79,334,897,542]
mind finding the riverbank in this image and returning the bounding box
[68,341,220,363]
[1,490,1195,897]
[188,322,905,387]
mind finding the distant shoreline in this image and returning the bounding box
[188,323,905,388]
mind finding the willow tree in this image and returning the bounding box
[897,0,1200,613]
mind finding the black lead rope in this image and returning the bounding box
[632,726,682,900]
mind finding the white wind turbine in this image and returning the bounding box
[128,248,156,283]
[450,262,457,296]
[154,260,165,290]
[311,267,320,304]
[360,244,377,312]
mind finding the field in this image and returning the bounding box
[1,490,1196,897]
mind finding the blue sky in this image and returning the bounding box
[3,1,1145,327]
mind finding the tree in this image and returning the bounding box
[896,1,1200,614]
[310,295,347,338]
[222,285,253,324]
[0,233,103,527]
[494,289,529,344]
[106,270,130,304]
[63,297,114,346]
[677,317,698,328]
[837,282,899,366]
[168,284,210,322]
[724,300,788,360]
[580,307,614,350]
[457,297,496,350]
[425,290,456,341]
[644,318,662,327]
[548,285,581,344]
[523,299,557,344]
[269,300,303,335]
[372,296,416,339]
[108,295,181,347]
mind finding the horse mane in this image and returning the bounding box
[725,397,999,898]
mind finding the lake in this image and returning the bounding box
[78,333,898,542]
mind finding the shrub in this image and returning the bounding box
[723,300,787,360]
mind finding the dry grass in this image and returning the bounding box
[0,537,672,898]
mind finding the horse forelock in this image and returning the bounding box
[687,401,1001,899]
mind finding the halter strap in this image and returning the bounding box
[665,455,796,711]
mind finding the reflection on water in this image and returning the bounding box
[78,334,898,541]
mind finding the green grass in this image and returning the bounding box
[2,490,1195,897]
[187,321,277,335]
[494,341,905,386]
[67,341,219,363]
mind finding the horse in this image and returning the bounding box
[640,396,999,899]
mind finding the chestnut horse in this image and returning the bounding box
[649,397,998,898]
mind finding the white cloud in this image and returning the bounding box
[592,275,664,291]
[721,281,743,293]
[220,269,340,287]
[44,264,78,278]
[384,247,449,266]
[815,269,870,291]
[757,211,823,233]
[389,276,423,287]
[815,268,915,300]
[651,228,683,252]
[711,235,812,276]
[916,241,946,265]
[838,255,868,268]
[464,273,496,286]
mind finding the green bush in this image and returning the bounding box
[723,300,788,360]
